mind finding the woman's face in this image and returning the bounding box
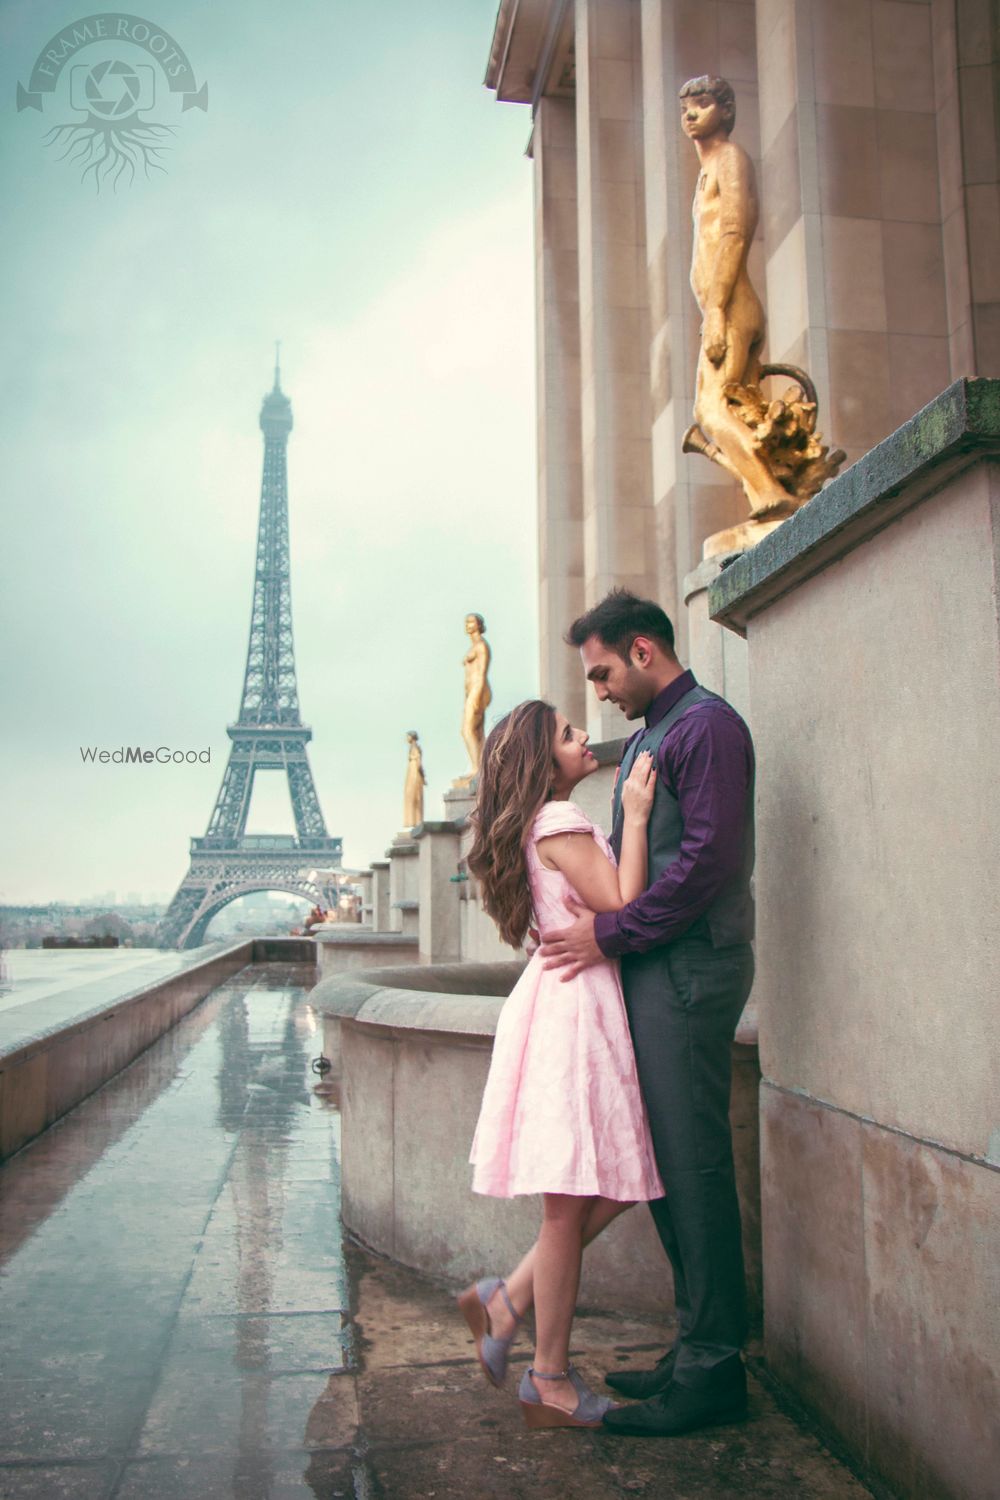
[550,710,597,795]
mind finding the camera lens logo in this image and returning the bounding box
[16,15,207,192]
[78,59,151,119]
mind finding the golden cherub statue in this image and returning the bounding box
[680,75,844,555]
[403,731,426,829]
[458,613,492,784]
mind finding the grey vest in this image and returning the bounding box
[610,685,755,948]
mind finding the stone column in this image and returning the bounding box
[387,836,419,938]
[575,0,657,739]
[640,0,760,654]
[356,870,373,926]
[416,822,462,963]
[534,95,587,726]
[755,0,951,468]
[682,556,749,719]
[932,0,1000,378]
[370,860,390,933]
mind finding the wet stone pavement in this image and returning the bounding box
[0,962,875,1499]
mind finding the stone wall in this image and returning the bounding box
[711,379,1000,1500]
[0,941,257,1160]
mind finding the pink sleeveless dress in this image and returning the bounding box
[470,800,664,1201]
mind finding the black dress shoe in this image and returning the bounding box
[604,1346,676,1398]
[602,1361,747,1437]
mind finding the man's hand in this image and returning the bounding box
[539,897,603,981]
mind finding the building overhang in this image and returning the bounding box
[484,0,574,110]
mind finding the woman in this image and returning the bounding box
[460,700,663,1429]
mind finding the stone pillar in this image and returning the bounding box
[755,0,951,469]
[356,870,373,926]
[370,860,390,933]
[416,822,462,963]
[387,837,419,938]
[575,0,657,740]
[442,784,475,826]
[639,0,760,652]
[683,556,749,720]
[932,0,1000,378]
[535,95,587,726]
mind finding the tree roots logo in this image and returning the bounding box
[17,13,207,191]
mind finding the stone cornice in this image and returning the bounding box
[709,379,1000,635]
[484,0,572,107]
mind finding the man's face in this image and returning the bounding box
[681,92,728,140]
[580,636,657,721]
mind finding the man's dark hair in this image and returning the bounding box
[565,589,676,662]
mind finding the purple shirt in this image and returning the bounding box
[593,671,754,957]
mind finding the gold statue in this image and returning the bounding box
[403,730,426,829]
[680,76,844,555]
[458,613,492,783]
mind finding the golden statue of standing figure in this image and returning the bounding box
[680,76,844,556]
[403,731,426,829]
[457,613,492,785]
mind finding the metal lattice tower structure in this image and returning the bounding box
[159,355,342,948]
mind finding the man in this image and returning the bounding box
[540,588,755,1437]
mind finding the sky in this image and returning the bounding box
[0,0,539,905]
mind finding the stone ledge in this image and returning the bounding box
[312,961,524,1025]
[0,941,260,1160]
[315,960,757,1047]
[0,941,253,1065]
[709,378,1000,635]
[312,928,416,947]
[342,991,502,1043]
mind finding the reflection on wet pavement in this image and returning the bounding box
[0,963,356,1499]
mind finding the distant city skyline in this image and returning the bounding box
[1,0,539,904]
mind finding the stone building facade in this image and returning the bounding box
[316,17,999,1498]
[484,6,1000,1499]
[486,0,1000,731]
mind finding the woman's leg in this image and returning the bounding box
[487,1196,634,1339]
[527,1193,592,1410]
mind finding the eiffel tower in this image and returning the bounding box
[159,354,342,948]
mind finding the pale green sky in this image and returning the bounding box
[0,0,541,903]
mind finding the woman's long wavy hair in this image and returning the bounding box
[467,699,557,950]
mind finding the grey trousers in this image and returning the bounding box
[621,929,754,1386]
